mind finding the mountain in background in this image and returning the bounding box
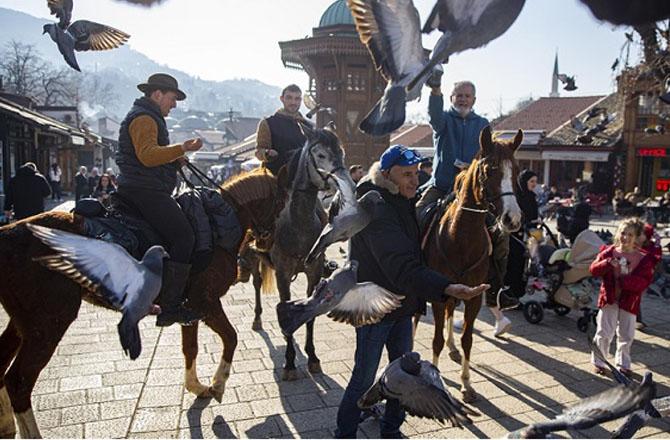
[0,7,281,120]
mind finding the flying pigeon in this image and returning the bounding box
[44,1,130,72]
[305,185,383,264]
[276,260,404,335]
[661,92,670,105]
[27,223,168,360]
[588,336,662,438]
[507,381,655,438]
[358,352,478,427]
[578,0,670,26]
[348,0,526,136]
[557,74,578,91]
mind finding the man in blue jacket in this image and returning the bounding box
[335,145,489,439]
[417,74,518,336]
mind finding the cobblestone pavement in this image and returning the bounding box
[1,220,670,438]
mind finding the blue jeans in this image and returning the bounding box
[335,316,413,438]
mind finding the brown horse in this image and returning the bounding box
[0,168,285,438]
[422,126,523,402]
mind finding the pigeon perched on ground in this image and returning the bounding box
[44,0,130,71]
[276,260,404,335]
[305,186,383,264]
[27,223,168,360]
[507,381,655,438]
[358,352,478,427]
[349,0,525,135]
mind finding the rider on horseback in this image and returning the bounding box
[115,73,204,327]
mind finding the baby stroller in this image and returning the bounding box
[521,225,604,332]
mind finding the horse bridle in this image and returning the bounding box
[459,159,515,216]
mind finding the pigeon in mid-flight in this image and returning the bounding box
[557,74,578,91]
[44,0,130,71]
[27,223,168,360]
[359,352,478,427]
[276,260,404,335]
[578,0,670,26]
[348,0,525,136]
[305,181,383,264]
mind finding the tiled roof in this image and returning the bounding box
[390,124,434,149]
[544,93,623,147]
[493,96,605,132]
[194,130,227,146]
[215,117,260,142]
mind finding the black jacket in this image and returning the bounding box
[4,164,51,219]
[350,162,452,321]
[516,169,539,231]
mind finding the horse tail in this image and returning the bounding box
[258,256,276,295]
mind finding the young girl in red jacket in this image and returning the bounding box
[590,218,659,376]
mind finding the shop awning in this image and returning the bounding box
[0,96,82,138]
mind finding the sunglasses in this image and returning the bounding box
[390,148,421,167]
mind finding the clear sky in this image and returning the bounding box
[0,0,640,120]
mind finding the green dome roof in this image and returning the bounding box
[319,0,355,27]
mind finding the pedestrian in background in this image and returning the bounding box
[74,166,89,201]
[3,162,52,220]
[48,162,62,201]
[88,167,100,196]
[349,164,365,184]
[93,173,117,208]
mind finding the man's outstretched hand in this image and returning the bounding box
[182,138,203,152]
[444,283,489,301]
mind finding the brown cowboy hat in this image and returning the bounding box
[137,73,186,101]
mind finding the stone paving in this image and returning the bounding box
[1,218,670,438]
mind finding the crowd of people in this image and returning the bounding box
[1,71,665,438]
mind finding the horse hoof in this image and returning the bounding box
[308,361,322,374]
[462,389,478,403]
[251,320,263,331]
[208,387,223,403]
[449,350,462,363]
[282,368,299,381]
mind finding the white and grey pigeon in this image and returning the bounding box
[44,0,130,72]
[507,381,656,438]
[358,352,478,427]
[276,260,404,335]
[27,223,168,360]
[305,174,383,264]
[348,0,526,136]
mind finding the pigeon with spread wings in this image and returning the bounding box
[27,224,168,360]
[359,352,478,427]
[44,0,130,71]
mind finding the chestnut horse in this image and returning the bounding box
[422,126,523,402]
[0,168,285,438]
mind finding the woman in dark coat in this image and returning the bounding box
[505,169,539,298]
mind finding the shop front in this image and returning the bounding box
[636,147,670,196]
[541,149,612,194]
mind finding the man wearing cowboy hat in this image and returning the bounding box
[116,73,203,327]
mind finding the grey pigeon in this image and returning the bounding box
[588,336,662,438]
[276,260,404,335]
[358,352,478,427]
[507,381,655,438]
[44,0,130,72]
[348,0,525,135]
[578,0,670,26]
[27,223,168,360]
[557,74,578,91]
[305,183,383,264]
[661,92,670,105]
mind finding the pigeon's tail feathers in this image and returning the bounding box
[358,381,383,409]
[118,314,141,360]
[359,86,406,136]
[276,299,319,336]
[612,412,648,439]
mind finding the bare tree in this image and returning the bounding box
[0,40,43,99]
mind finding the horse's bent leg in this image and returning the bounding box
[7,310,77,439]
[203,305,237,403]
[431,302,446,367]
[304,267,322,374]
[251,264,263,331]
[182,322,211,399]
[444,301,461,363]
[0,321,20,437]
[460,298,482,403]
[276,272,298,381]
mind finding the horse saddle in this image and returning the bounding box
[418,192,456,241]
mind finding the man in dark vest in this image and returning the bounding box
[116,73,203,327]
[255,84,307,175]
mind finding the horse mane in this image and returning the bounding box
[456,159,485,206]
[222,168,278,206]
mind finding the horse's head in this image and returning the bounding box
[471,126,523,233]
[297,121,352,191]
[222,168,287,246]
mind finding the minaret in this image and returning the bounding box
[550,52,559,97]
